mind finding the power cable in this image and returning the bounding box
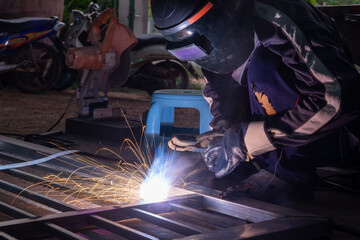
[46,91,75,132]
[0,150,78,171]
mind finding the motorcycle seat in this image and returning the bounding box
[0,17,56,33]
[132,33,168,51]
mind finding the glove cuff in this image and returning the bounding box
[243,121,276,158]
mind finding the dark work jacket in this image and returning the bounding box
[203,0,360,159]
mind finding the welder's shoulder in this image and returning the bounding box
[254,0,332,29]
[253,0,340,50]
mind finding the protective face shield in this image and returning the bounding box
[151,0,255,74]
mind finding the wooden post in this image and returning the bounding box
[118,0,148,34]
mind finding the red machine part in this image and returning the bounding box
[65,8,137,71]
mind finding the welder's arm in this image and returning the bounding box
[202,69,251,130]
[245,15,360,159]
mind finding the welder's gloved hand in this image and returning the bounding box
[203,127,247,178]
[168,130,225,152]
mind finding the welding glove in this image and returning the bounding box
[168,129,225,152]
[202,126,247,178]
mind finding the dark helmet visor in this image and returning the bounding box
[168,43,208,61]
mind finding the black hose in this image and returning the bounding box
[46,91,75,132]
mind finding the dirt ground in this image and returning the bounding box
[0,86,154,135]
[0,83,204,136]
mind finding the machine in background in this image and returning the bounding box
[63,0,201,96]
[66,8,137,119]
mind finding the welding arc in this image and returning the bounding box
[0,150,79,170]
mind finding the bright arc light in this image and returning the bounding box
[140,175,170,202]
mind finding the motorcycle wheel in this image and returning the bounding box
[155,61,189,89]
[11,42,61,94]
[53,67,81,92]
[52,54,81,92]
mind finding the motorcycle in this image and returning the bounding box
[62,1,201,95]
[0,17,64,93]
[64,0,100,49]
[40,0,100,92]
[125,33,201,95]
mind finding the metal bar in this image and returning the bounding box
[0,179,75,212]
[0,193,332,240]
[0,136,88,178]
[0,201,34,219]
[127,208,203,236]
[231,197,320,218]
[0,143,137,195]
[0,135,59,154]
[0,147,96,183]
[0,151,76,177]
[0,199,157,230]
[203,196,280,223]
[44,223,88,240]
[0,151,107,185]
[89,214,158,240]
[184,183,222,198]
[0,179,153,239]
[169,203,244,228]
[0,201,87,240]
[0,232,17,240]
[3,168,115,206]
[176,217,332,240]
[0,190,196,239]
[134,196,203,215]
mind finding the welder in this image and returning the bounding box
[150,0,360,203]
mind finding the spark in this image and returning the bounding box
[11,107,201,209]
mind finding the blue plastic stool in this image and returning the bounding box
[145,89,213,137]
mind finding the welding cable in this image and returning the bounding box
[0,150,79,171]
[318,179,360,194]
[46,91,75,132]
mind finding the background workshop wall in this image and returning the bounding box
[0,0,64,20]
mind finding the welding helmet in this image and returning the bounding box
[151,0,255,74]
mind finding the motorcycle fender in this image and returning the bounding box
[131,44,174,62]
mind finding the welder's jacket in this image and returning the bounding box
[203,0,360,160]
